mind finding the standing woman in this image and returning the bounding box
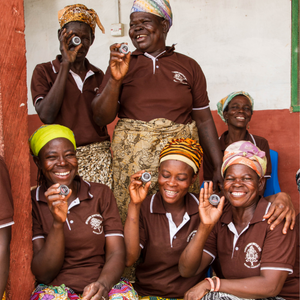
[92,0,223,223]
[203,91,272,186]
[31,4,113,187]
[28,125,135,300]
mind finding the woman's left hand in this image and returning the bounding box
[184,279,210,300]
[264,192,296,234]
[81,281,109,300]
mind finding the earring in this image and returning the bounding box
[247,124,250,130]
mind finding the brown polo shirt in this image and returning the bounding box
[31,56,109,146]
[0,156,14,228]
[203,130,272,180]
[99,45,210,124]
[31,176,123,293]
[134,192,207,298]
[203,197,297,300]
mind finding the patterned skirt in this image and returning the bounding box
[111,118,200,224]
[139,297,182,300]
[30,279,138,300]
[200,292,285,300]
[76,141,113,188]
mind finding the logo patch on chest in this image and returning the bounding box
[86,214,103,235]
[172,71,188,85]
[244,242,261,268]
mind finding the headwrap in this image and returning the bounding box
[296,169,300,192]
[29,125,76,157]
[159,138,203,173]
[131,0,173,28]
[58,4,105,35]
[221,141,267,178]
[217,91,254,122]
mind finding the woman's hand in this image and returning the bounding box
[59,28,82,64]
[184,280,211,300]
[81,281,109,300]
[44,183,71,224]
[129,171,151,205]
[199,181,225,226]
[109,43,131,82]
[264,192,296,234]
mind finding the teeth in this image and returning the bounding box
[232,192,244,196]
[236,117,245,120]
[165,190,178,196]
[137,35,146,39]
[55,171,70,176]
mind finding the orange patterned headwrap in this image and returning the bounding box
[58,4,105,35]
[159,138,203,173]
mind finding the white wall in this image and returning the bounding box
[25,0,291,115]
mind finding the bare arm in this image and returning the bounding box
[124,171,151,267]
[184,270,288,300]
[31,184,70,283]
[179,182,225,277]
[82,236,125,300]
[192,109,223,191]
[0,226,11,297]
[92,44,131,127]
[34,29,82,123]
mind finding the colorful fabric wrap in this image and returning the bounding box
[131,0,173,27]
[58,4,105,34]
[221,141,267,178]
[139,297,182,300]
[159,138,203,174]
[199,291,284,300]
[217,91,254,122]
[30,279,138,300]
[29,124,76,157]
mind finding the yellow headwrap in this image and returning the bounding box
[159,138,203,173]
[58,4,105,35]
[29,125,76,157]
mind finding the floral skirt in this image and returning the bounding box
[76,141,113,188]
[139,297,182,300]
[30,279,138,300]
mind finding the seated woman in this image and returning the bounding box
[29,125,136,300]
[179,141,298,300]
[203,91,272,190]
[124,139,295,299]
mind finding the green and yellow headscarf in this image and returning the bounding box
[29,125,76,157]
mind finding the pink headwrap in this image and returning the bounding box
[221,141,267,178]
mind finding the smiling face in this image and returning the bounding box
[158,160,197,208]
[129,12,169,56]
[36,138,78,189]
[61,21,94,61]
[223,95,253,129]
[223,164,264,209]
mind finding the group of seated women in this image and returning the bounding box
[17,0,297,299]
[24,123,299,300]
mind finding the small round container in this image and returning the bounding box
[59,184,70,196]
[119,44,129,54]
[141,172,151,183]
[70,36,81,46]
[208,194,220,206]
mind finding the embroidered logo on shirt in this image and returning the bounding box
[244,242,261,268]
[187,230,197,242]
[172,71,188,85]
[86,214,103,235]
